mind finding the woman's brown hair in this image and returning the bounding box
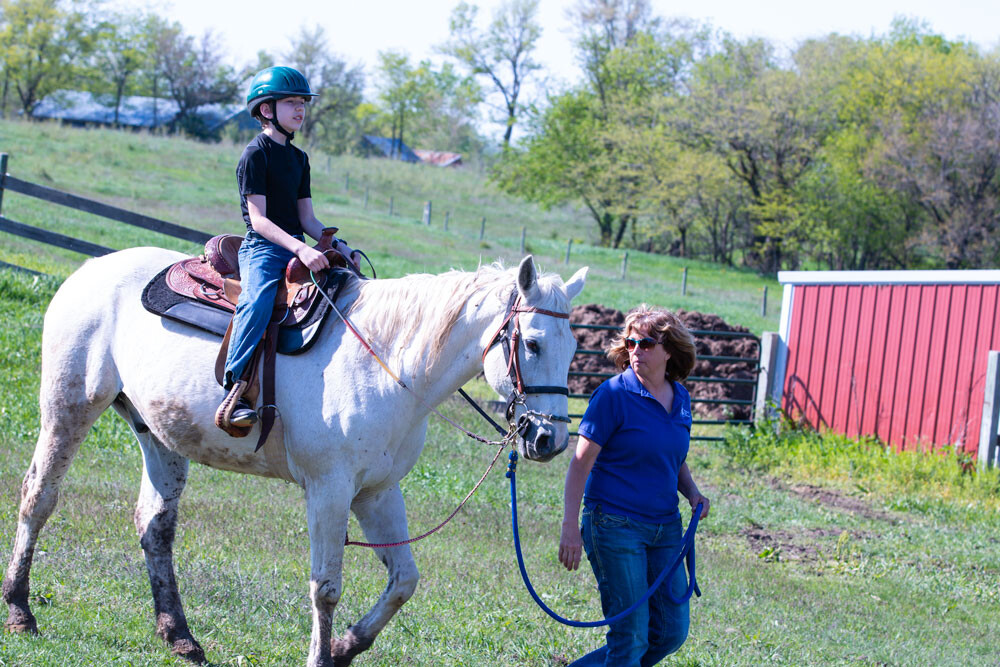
[606,304,696,382]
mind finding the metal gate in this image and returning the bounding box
[568,323,760,441]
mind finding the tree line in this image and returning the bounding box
[4,0,999,272]
[496,4,1000,272]
[0,0,544,158]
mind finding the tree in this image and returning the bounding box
[498,22,706,248]
[403,61,484,154]
[91,9,149,125]
[676,37,831,272]
[139,14,177,128]
[156,26,239,136]
[284,25,365,153]
[866,63,1000,268]
[374,51,482,156]
[439,0,541,147]
[495,89,638,246]
[375,51,425,158]
[0,0,93,114]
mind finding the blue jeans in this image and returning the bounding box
[223,231,298,387]
[570,506,690,667]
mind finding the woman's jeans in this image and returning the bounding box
[569,506,690,667]
[223,231,298,388]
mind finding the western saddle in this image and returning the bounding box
[150,227,354,447]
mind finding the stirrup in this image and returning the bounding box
[215,380,255,436]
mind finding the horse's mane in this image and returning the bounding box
[349,262,570,372]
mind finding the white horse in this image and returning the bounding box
[2,247,588,666]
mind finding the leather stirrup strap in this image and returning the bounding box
[215,320,235,387]
[255,321,280,452]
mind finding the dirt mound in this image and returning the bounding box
[569,304,759,420]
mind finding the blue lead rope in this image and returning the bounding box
[506,451,702,627]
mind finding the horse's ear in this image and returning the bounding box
[517,255,539,299]
[565,266,588,302]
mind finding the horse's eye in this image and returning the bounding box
[525,340,540,354]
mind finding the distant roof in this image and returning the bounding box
[361,135,421,163]
[413,149,463,167]
[31,90,249,131]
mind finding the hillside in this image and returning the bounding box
[0,119,780,333]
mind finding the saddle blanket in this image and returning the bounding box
[140,263,351,356]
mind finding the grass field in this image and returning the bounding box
[0,270,998,666]
[1,122,998,665]
[0,118,779,335]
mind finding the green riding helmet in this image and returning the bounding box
[246,66,318,117]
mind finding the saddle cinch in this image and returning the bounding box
[141,227,358,444]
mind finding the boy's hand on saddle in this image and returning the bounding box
[296,244,330,272]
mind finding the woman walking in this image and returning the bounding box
[559,305,710,666]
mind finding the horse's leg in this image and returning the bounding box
[332,485,420,666]
[305,477,353,667]
[3,359,119,633]
[129,417,204,664]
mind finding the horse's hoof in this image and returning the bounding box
[171,638,206,664]
[5,609,38,635]
[331,629,373,666]
[5,621,38,634]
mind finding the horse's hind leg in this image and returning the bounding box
[3,364,119,633]
[332,485,420,666]
[126,409,204,664]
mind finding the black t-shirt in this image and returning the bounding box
[236,133,311,235]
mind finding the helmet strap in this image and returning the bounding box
[267,100,295,142]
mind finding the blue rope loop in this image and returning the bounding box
[507,450,702,628]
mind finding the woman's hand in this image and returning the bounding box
[296,244,330,272]
[559,521,584,571]
[687,492,710,519]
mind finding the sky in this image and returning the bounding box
[153,0,1000,86]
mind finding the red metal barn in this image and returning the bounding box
[768,271,1000,460]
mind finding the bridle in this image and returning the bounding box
[312,273,572,443]
[483,291,573,428]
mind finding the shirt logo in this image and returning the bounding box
[680,408,691,420]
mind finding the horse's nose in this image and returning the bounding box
[535,430,553,456]
[529,424,567,462]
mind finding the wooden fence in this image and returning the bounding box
[0,152,209,261]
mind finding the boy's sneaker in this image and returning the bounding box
[230,399,258,427]
[215,380,257,433]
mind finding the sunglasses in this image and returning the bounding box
[624,336,660,351]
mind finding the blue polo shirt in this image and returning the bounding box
[578,368,693,524]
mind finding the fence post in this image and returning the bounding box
[620,251,629,280]
[0,153,8,216]
[326,156,331,173]
[681,267,688,296]
[520,226,526,254]
[443,211,450,232]
[389,196,394,216]
[363,185,369,210]
[979,350,1000,470]
[755,332,781,424]
[564,238,573,265]
[423,201,432,226]
[344,172,350,191]
[479,217,486,240]
[761,286,768,317]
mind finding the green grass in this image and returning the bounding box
[1,268,999,665]
[0,118,780,334]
